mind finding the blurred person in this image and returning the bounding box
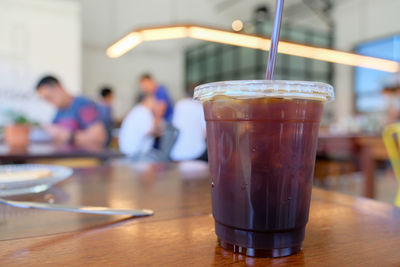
[170,84,207,161]
[98,86,114,141]
[119,94,156,156]
[100,87,114,105]
[36,75,107,148]
[99,86,114,120]
[139,73,173,123]
[134,92,164,136]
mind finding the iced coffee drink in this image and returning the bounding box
[194,80,334,257]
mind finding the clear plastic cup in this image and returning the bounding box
[194,80,334,257]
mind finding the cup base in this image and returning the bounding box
[219,240,301,258]
[215,221,304,258]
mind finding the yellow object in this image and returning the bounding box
[382,123,400,207]
[105,24,400,73]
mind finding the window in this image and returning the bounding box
[354,35,400,112]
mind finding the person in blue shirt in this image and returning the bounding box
[36,75,108,148]
[139,73,173,123]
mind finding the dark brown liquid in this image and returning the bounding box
[203,96,323,257]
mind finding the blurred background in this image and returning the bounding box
[1,0,400,205]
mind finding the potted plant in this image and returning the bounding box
[3,113,32,149]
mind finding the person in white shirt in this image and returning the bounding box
[119,94,156,157]
[171,89,207,161]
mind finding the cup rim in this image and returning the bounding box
[193,80,334,102]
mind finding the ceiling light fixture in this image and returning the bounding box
[106,24,400,73]
[231,20,244,31]
[140,26,188,41]
[106,32,142,58]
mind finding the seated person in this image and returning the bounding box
[98,86,114,127]
[170,85,207,161]
[98,86,114,144]
[36,75,107,148]
[119,94,156,157]
[139,73,174,123]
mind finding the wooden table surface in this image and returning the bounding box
[0,162,399,266]
[0,142,123,163]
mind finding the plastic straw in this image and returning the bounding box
[266,0,284,80]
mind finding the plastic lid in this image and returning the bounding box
[194,80,334,102]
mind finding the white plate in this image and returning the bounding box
[0,164,73,197]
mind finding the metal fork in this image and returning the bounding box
[0,198,154,217]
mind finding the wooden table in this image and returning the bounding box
[0,142,123,163]
[0,163,399,266]
[317,134,388,198]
